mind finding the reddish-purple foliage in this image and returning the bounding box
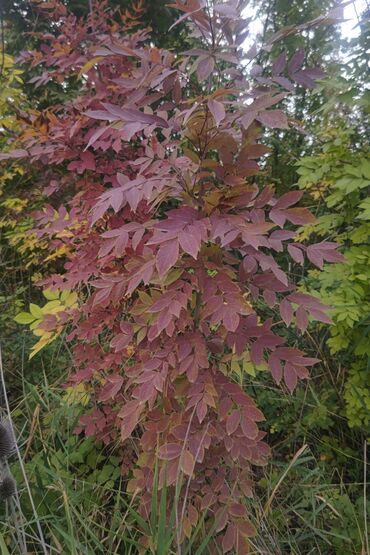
[3,0,343,551]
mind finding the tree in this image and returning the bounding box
[251,0,342,189]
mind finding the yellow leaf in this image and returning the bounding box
[29,330,62,359]
[78,56,103,77]
[30,319,42,331]
[64,291,78,308]
[231,360,241,373]
[29,337,51,359]
[41,300,63,313]
[33,328,49,338]
[43,245,69,262]
[242,359,256,377]
[137,291,152,305]
[136,327,147,345]
[182,147,200,163]
[63,383,90,406]
[43,289,60,300]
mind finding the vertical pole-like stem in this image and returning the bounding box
[0,346,49,555]
[364,440,369,555]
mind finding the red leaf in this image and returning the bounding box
[188,504,198,526]
[280,298,293,326]
[236,519,257,537]
[156,240,179,276]
[284,208,316,225]
[263,289,276,307]
[196,400,207,423]
[0,148,28,159]
[272,51,286,75]
[158,443,182,461]
[291,356,319,366]
[178,231,200,258]
[288,49,305,74]
[274,191,303,209]
[222,523,236,553]
[208,98,226,126]
[181,450,195,476]
[101,102,169,127]
[288,244,304,265]
[127,259,155,295]
[85,109,116,121]
[215,507,228,532]
[98,375,123,402]
[111,328,132,352]
[223,311,240,332]
[294,68,325,88]
[269,356,283,384]
[226,410,241,435]
[307,244,324,268]
[307,241,344,269]
[229,503,246,517]
[309,308,332,324]
[240,413,259,439]
[296,306,309,332]
[245,406,265,421]
[257,110,289,129]
[284,365,298,393]
[84,126,108,150]
[108,189,124,213]
[197,56,215,81]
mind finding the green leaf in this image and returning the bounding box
[29,303,44,319]
[14,312,35,324]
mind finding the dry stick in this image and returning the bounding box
[364,440,369,555]
[0,346,49,555]
[23,405,40,461]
